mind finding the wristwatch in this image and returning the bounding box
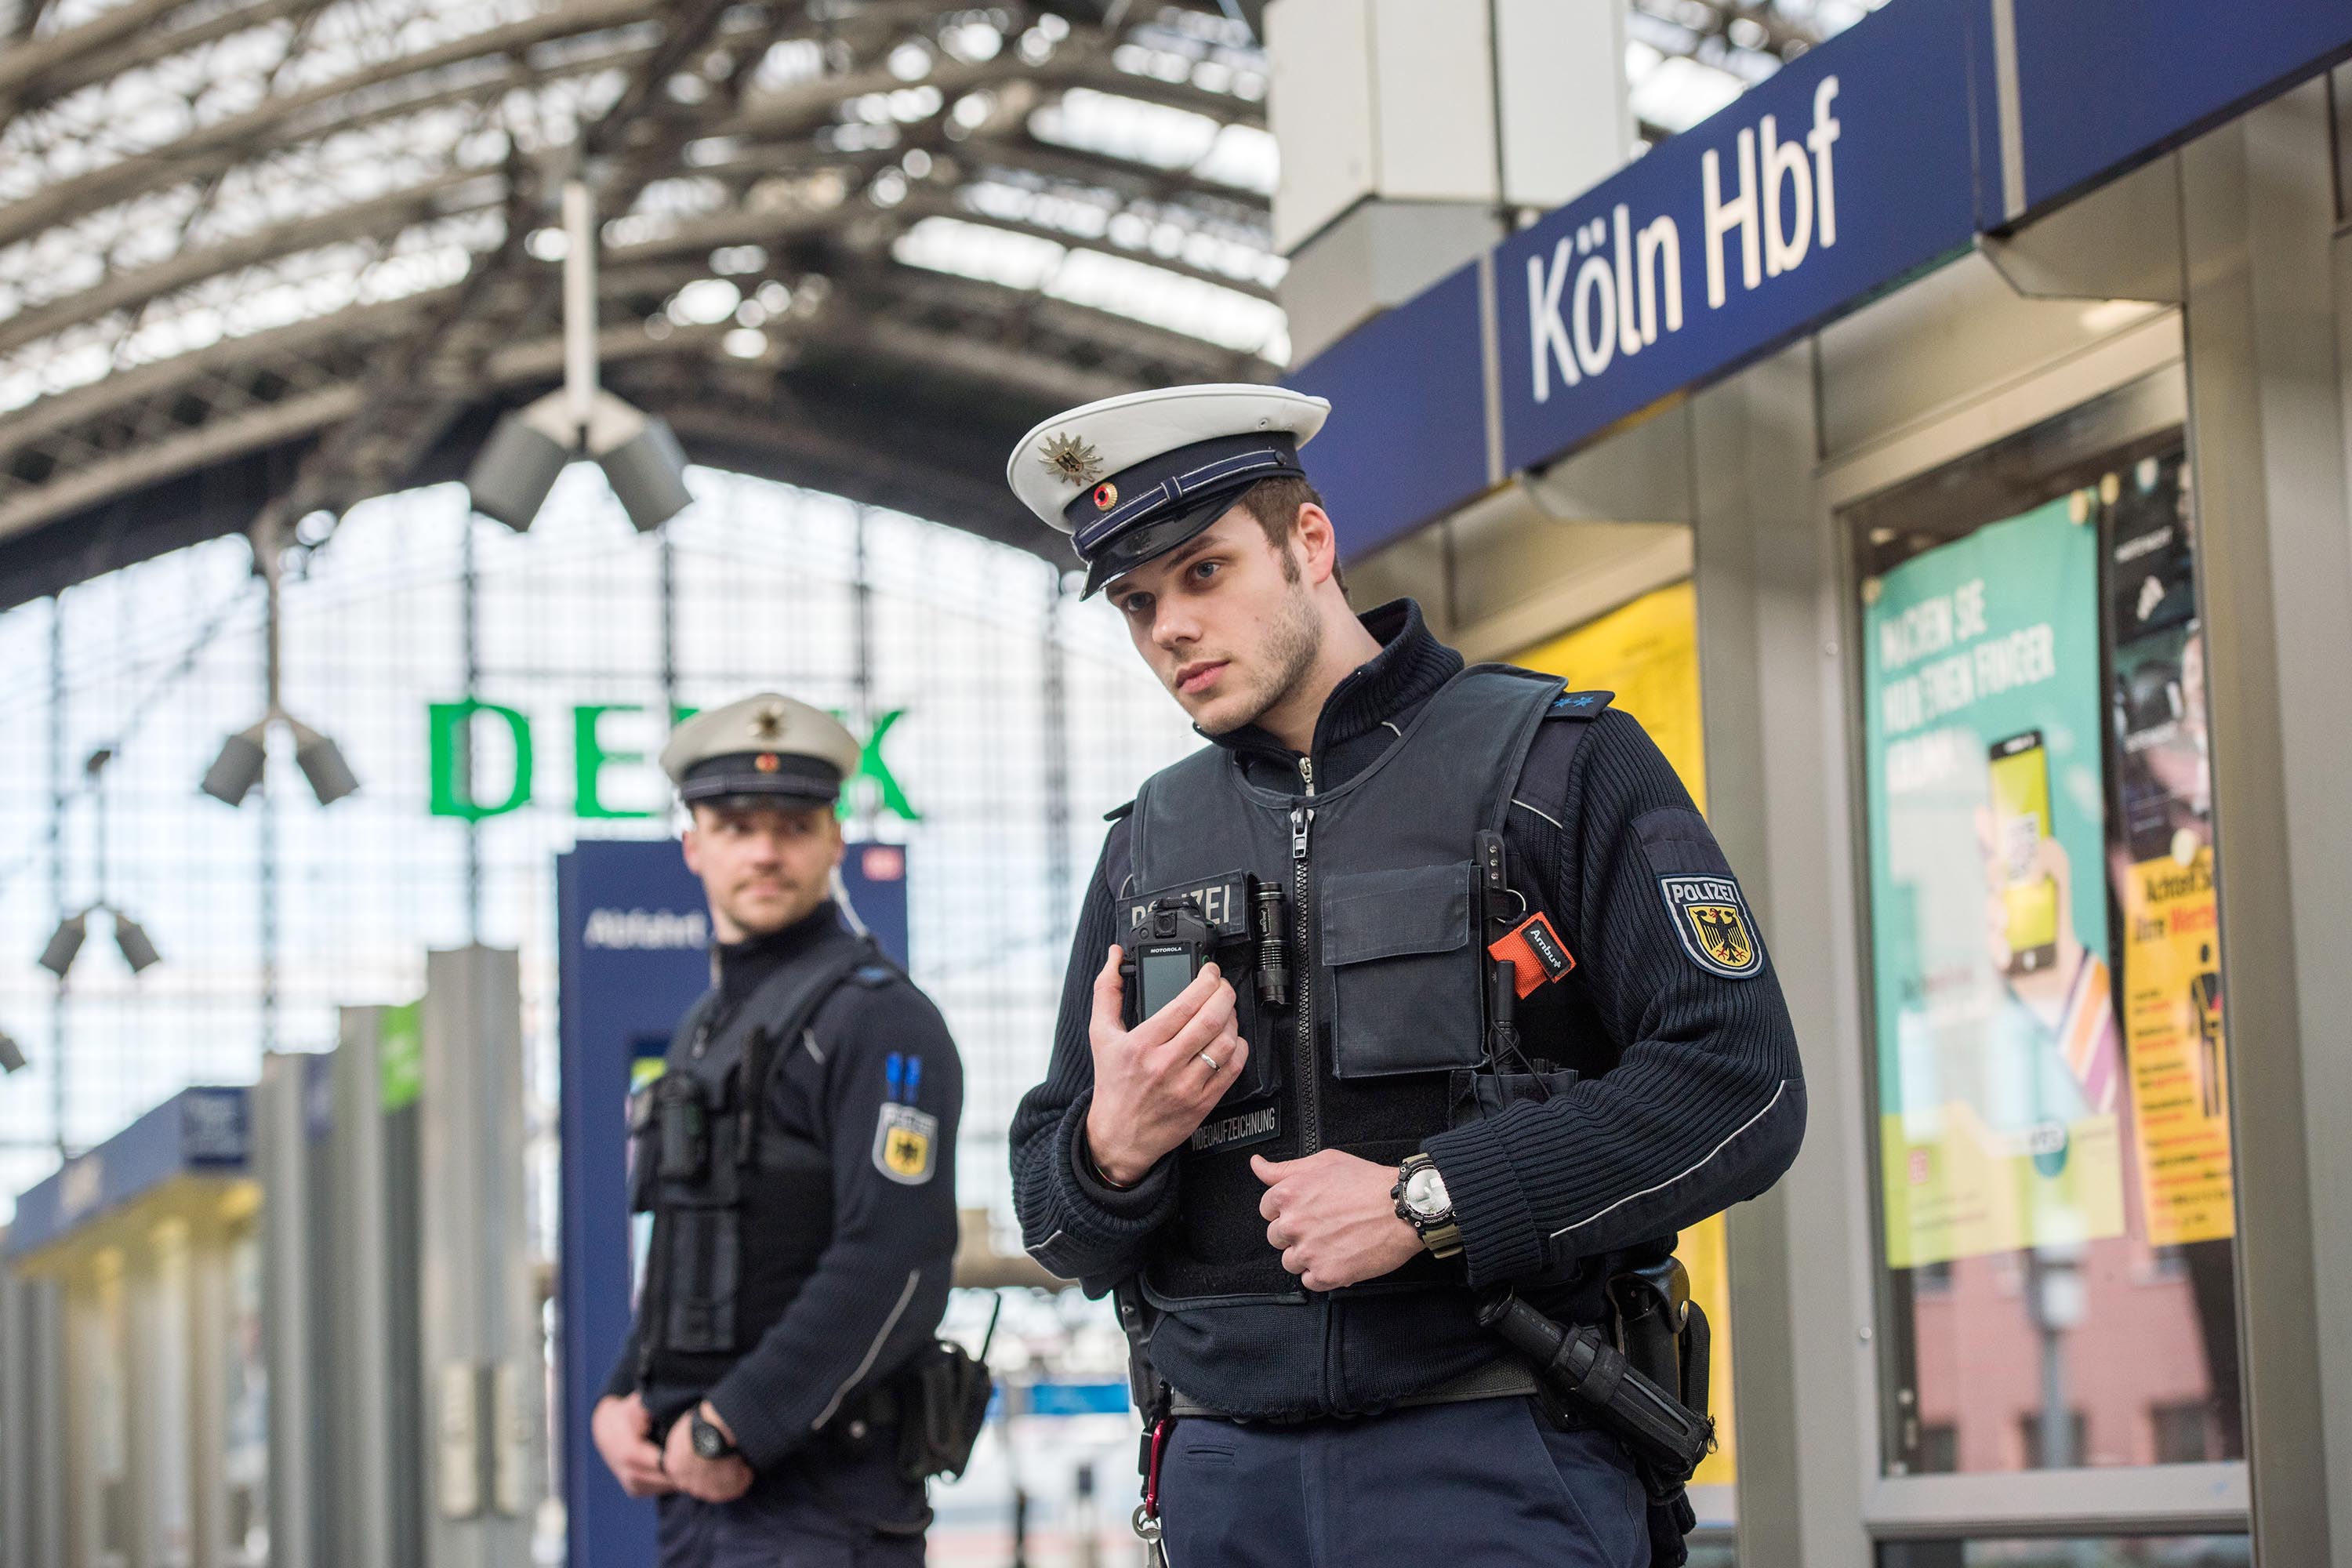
[689,1407,737,1461]
[1393,1152,1464,1258]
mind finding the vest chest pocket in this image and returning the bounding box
[1320,862,1486,1078]
[626,1079,662,1214]
[660,1207,741,1354]
[654,1065,745,1356]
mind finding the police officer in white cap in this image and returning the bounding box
[593,693,967,1568]
[1005,388,1807,1566]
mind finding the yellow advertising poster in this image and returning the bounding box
[1512,579,1734,1492]
[2118,848,2234,1245]
[1512,581,1705,787]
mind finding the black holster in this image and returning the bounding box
[1480,1268,1715,1568]
[887,1341,995,1483]
[826,1340,993,1486]
[1610,1256,1711,1566]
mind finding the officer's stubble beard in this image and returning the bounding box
[684,804,841,942]
[1190,544,1323,739]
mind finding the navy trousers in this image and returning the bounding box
[654,1448,927,1568]
[1156,1396,1652,1568]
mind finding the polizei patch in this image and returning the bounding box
[873,1103,940,1185]
[1658,874,1762,979]
[1189,1103,1279,1154]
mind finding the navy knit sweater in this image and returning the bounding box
[1009,600,1806,1417]
[604,904,963,1469]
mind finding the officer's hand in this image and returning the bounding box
[1252,1150,1424,1291]
[1083,944,1248,1187]
[661,1406,754,1504]
[591,1394,677,1498]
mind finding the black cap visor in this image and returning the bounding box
[679,752,843,808]
[1080,489,1247,599]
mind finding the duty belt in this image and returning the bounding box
[1167,1357,1545,1422]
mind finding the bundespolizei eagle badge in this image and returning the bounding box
[873,1102,939,1185]
[1658,874,1762,979]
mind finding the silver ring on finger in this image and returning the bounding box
[1199,1050,1221,1073]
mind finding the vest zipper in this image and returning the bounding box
[1292,756,1319,1157]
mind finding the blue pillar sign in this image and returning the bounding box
[556,838,909,1568]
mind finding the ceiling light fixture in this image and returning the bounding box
[203,517,358,808]
[466,179,693,533]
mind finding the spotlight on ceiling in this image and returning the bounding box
[465,397,572,532]
[290,720,360,806]
[112,913,162,975]
[596,399,695,532]
[201,724,270,807]
[466,389,693,534]
[39,906,162,978]
[0,1029,24,1075]
[204,509,362,811]
[38,913,86,978]
[205,717,357,808]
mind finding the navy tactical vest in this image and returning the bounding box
[630,920,882,1388]
[1126,665,1563,1307]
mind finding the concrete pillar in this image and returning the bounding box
[183,1225,227,1568]
[2177,78,2352,1568]
[3,1253,68,1568]
[257,1053,325,1568]
[1267,0,1629,361]
[417,948,541,1568]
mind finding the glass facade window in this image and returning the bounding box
[0,467,1200,1233]
[1847,391,2241,1477]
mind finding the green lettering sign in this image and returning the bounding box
[424,701,916,821]
[427,699,533,821]
[848,708,920,822]
[575,704,652,820]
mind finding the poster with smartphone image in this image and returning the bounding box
[1863,493,2125,1269]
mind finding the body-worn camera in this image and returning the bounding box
[1116,872,1287,1113]
[1126,898,1218,1022]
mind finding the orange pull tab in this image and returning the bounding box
[1489,912,1575,997]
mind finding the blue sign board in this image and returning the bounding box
[1494,0,1987,479]
[2011,0,2352,214]
[1290,0,2352,558]
[1022,1380,1132,1418]
[1290,259,1492,559]
[6,1086,250,1260]
[555,837,909,1568]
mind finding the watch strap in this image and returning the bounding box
[1392,1154,1465,1259]
[691,1409,737,1459]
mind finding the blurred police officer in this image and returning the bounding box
[593,693,962,1567]
[1006,387,1806,1567]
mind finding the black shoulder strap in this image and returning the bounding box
[666,987,723,1062]
[1515,690,1614,813]
[1102,811,1138,901]
[737,934,887,1157]
[727,931,877,1033]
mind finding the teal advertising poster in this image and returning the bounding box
[1863,495,2123,1269]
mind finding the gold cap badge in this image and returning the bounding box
[1038,432,1105,488]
